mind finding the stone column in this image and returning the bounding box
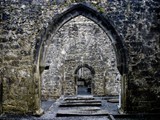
[119,74,128,114]
[33,67,44,116]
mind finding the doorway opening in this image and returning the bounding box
[77,67,92,95]
[75,64,95,95]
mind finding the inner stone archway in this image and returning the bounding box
[75,64,95,95]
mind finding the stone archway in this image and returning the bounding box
[34,3,128,114]
[74,64,95,95]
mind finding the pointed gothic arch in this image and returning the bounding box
[34,3,127,74]
[33,3,128,114]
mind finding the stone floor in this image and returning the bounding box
[0,95,160,120]
[39,95,119,120]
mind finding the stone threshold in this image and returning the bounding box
[56,109,109,117]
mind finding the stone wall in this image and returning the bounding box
[0,0,160,114]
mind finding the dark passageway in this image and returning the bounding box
[75,65,94,95]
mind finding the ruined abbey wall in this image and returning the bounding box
[0,0,160,114]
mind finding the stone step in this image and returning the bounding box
[59,102,101,107]
[56,109,109,117]
[64,97,94,101]
[107,99,119,103]
[64,99,101,103]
